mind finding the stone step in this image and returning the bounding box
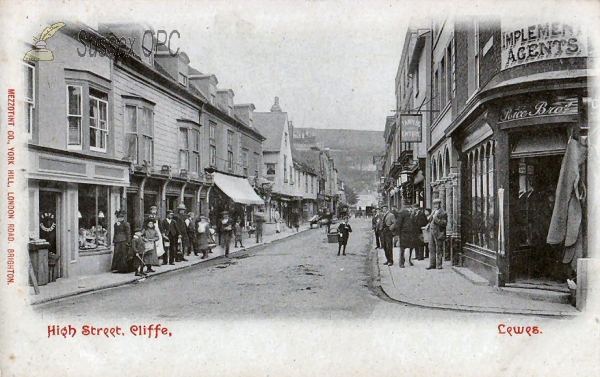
[452,266,489,286]
[500,286,572,305]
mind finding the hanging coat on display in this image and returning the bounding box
[546,137,587,268]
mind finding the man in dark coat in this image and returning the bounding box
[336,216,353,256]
[378,205,396,266]
[161,210,179,265]
[372,209,381,249]
[392,205,418,268]
[426,199,448,270]
[175,204,190,262]
[219,211,234,257]
[412,204,429,260]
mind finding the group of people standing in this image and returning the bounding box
[110,205,268,277]
[372,199,447,269]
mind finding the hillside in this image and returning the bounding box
[293,128,384,195]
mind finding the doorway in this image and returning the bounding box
[39,190,62,279]
[509,155,565,281]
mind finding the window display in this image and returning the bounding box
[78,184,109,250]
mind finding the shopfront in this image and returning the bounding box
[455,90,588,286]
[28,146,129,279]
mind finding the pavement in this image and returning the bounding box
[376,242,580,317]
[29,222,313,305]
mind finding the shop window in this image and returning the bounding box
[23,63,35,137]
[78,184,110,251]
[465,140,496,250]
[125,104,154,166]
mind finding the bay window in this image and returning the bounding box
[67,85,83,148]
[89,88,108,152]
[66,74,111,153]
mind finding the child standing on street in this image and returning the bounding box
[234,219,245,248]
[131,229,147,277]
[337,216,353,256]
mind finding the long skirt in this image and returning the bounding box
[154,223,166,263]
[112,241,133,272]
[143,243,159,265]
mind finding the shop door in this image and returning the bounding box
[508,156,563,281]
[39,191,61,278]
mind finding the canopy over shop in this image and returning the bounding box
[209,172,265,226]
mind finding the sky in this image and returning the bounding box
[16,0,600,132]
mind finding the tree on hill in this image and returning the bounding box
[345,186,358,205]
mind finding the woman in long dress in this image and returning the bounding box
[195,216,210,259]
[111,210,133,273]
[149,206,165,266]
[142,219,160,273]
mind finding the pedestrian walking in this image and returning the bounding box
[131,228,147,277]
[234,219,245,248]
[324,210,333,234]
[254,210,265,243]
[141,219,159,273]
[292,209,300,232]
[372,208,381,249]
[195,215,211,259]
[337,216,353,256]
[426,199,448,270]
[378,205,396,266]
[175,204,190,262]
[111,210,133,273]
[161,210,178,265]
[219,211,234,257]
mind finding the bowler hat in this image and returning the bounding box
[150,205,158,210]
[115,210,125,216]
[166,210,174,215]
[177,203,187,211]
[220,211,229,216]
[433,199,441,204]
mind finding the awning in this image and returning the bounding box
[511,130,567,158]
[212,172,265,205]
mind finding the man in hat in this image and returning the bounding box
[254,209,265,244]
[161,210,179,265]
[185,211,197,256]
[175,204,190,262]
[378,205,396,266]
[426,199,448,270]
[372,208,381,249]
[219,210,234,257]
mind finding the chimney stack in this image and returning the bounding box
[270,96,282,112]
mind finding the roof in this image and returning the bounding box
[292,147,316,174]
[253,112,288,152]
[296,149,322,174]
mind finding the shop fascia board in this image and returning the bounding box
[444,69,590,137]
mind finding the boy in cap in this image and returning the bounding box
[131,228,147,277]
